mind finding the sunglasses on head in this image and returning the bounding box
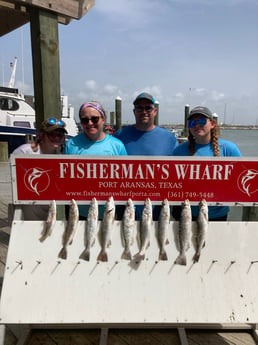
[80,116,101,125]
[188,117,208,128]
[47,118,66,127]
[134,105,154,113]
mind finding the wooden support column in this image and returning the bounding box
[30,7,61,130]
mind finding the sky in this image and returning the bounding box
[1,0,258,125]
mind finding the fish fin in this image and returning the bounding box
[39,233,47,242]
[165,238,169,245]
[107,239,112,248]
[146,240,150,249]
[91,238,96,247]
[97,250,108,262]
[174,253,187,266]
[159,250,168,261]
[133,252,145,261]
[121,249,132,261]
[58,247,67,260]
[79,249,90,261]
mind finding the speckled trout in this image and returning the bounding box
[121,198,135,260]
[157,199,170,261]
[134,198,152,261]
[58,199,79,260]
[174,199,192,266]
[80,197,99,261]
[193,199,208,263]
[39,200,56,242]
[97,196,115,262]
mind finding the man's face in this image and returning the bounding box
[133,99,157,126]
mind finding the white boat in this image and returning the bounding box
[0,56,78,154]
[0,86,78,154]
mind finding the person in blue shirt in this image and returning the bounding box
[172,105,241,221]
[114,92,178,156]
[64,101,127,219]
[114,92,178,220]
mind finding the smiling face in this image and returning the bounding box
[39,128,66,153]
[80,106,106,141]
[188,115,215,144]
[133,99,157,130]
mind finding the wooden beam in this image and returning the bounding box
[30,7,61,128]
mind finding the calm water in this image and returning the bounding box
[220,129,258,157]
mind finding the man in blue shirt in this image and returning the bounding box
[114,92,178,219]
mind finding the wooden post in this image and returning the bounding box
[30,7,62,130]
[0,142,8,162]
[154,101,159,126]
[115,97,122,129]
[242,207,258,221]
[29,8,64,219]
[184,104,190,137]
[110,111,115,126]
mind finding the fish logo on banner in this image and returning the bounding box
[24,167,51,195]
[237,169,258,197]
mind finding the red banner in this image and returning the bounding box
[11,155,258,205]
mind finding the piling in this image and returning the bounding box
[184,104,190,137]
[115,97,122,130]
[154,101,159,126]
[0,142,8,162]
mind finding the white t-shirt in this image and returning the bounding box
[13,143,40,154]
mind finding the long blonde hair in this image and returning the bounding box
[188,120,220,156]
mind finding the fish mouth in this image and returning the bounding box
[107,208,114,214]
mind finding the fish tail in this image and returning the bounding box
[159,250,168,261]
[39,234,47,242]
[174,253,187,266]
[58,247,67,260]
[193,252,200,263]
[121,249,132,261]
[79,249,90,261]
[97,250,108,262]
[133,252,145,261]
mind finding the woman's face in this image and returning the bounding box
[41,129,65,153]
[188,115,215,143]
[80,107,105,141]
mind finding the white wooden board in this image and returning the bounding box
[0,220,258,324]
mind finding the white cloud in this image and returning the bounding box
[85,80,97,90]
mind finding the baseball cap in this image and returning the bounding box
[39,118,68,134]
[188,106,213,120]
[133,92,155,105]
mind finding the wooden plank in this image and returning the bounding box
[1,0,95,19]
[178,328,188,345]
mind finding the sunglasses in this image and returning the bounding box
[188,117,208,128]
[47,118,66,127]
[80,116,101,125]
[47,131,65,138]
[134,106,154,113]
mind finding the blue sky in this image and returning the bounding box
[1,0,258,125]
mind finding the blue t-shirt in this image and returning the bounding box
[173,138,242,219]
[114,125,178,220]
[64,133,127,217]
[114,125,178,155]
[63,132,127,156]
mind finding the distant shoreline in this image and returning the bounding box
[165,124,258,130]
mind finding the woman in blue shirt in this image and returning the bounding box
[173,105,241,221]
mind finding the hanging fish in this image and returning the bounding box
[193,199,209,263]
[134,198,152,261]
[79,197,99,261]
[157,199,170,261]
[58,199,79,260]
[97,196,115,262]
[39,200,56,242]
[174,199,192,266]
[121,198,135,260]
